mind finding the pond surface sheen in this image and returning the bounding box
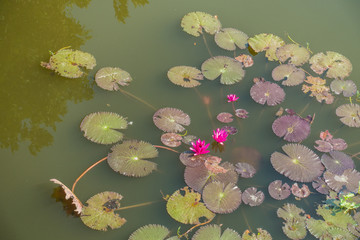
[1,0,360,239]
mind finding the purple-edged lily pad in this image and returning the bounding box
[291,183,310,198]
[250,80,285,106]
[272,64,305,86]
[330,79,357,97]
[153,107,191,132]
[95,67,132,91]
[312,177,331,195]
[221,126,238,135]
[321,151,354,175]
[268,180,291,200]
[235,162,256,178]
[324,169,360,193]
[235,109,249,119]
[160,133,182,147]
[217,112,233,123]
[272,115,311,142]
[242,187,265,206]
[179,151,203,167]
[336,104,360,128]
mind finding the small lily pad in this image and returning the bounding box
[153,107,191,132]
[336,103,360,128]
[268,180,291,200]
[272,115,311,142]
[312,177,331,195]
[217,112,233,123]
[276,44,310,66]
[80,191,126,231]
[330,79,357,97]
[214,28,248,51]
[161,133,182,147]
[291,183,310,198]
[235,54,254,68]
[192,224,241,240]
[95,67,132,91]
[201,56,245,85]
[129,224,174,240]
[80,112,128,144]
[247,33,285,61]
[235,162,256,178]
[250,80,285,106]
[277,203,306,222]
[242,187,264,207]
[221,126,238,135]
[181,11,221,37]
[182,135,198,145]
[272,64,305,86]
[179,151,203,167]
[167,66,204,88]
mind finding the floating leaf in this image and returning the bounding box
[271,64,305,86]
[179,151,203,167]
[276,44,310,66]
[214,28,248,51]
[80,112,128,145]
[217,112,233,123]
[41,48,96,78]
[241,228,272,240]
[95,67,132,91]
[282,221,307,240]
[277,203,306,222]
[291,183,310,198]
[192,224,241,240]
[235,54,254,68]
[153,107,191,132]
[268,180,291,200]
[107,140,158,177]
[50,179,82,215]
[221,126,238,135]
[202,182,242,214]
[330,79,357,97]
[242,187,264,207]
[235,162,256,178]
[309,51,352,79]
[181,11,221,37]
[167,66,204,88]
[302,76,334,104]
[247,33,285,61]
[201,56,245,85]
[235,109,249,119]
[314,140,334,152]
[324,169,360,193]
[312,177,331,195]
[250,80,285,106]
[321,151,354,175]
[80,191,126,231]
[166,187,215,224]
[270,144,323,182]
[129,224,174,240]
[272,115,311,142]
[336,103,360,128]
[182,135,198,145]
[161,133,182,147]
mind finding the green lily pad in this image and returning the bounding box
[271,64,305,86]
[214,28,248,51]
[306,218,329,239]
[129,224,174,240]
[330,79,357,97]
[192,224,241,240]
[181,11,221,37]
[153,107,191,133]
[41,48,96,78]
[95,67,132,91]
[80,191,126,231]
[166,186,215,224]
[241,228,272,240]
[248,33,285,61]
[336,103,360,128]
[316,205,356,230]
[277,203,306,222]
[327,227,357,240]
[167,66,204,88]
[309,51,352,79]
[107,140,159,177]
[80,112,128,144]
[282,221,307,240]
[276,44,310,66]
[201,56,245,85]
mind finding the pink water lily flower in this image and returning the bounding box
[190,139,210,156]
[227,94,239,102]
[212,128,228,145]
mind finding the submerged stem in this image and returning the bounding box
[117,201,156,211]
[178,217,213,238]
[119,88,157,111]
[202,33,213,58]
[154,145,179,153]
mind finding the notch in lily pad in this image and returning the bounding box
[336,103,360,128]
[330,79,357,97]
[167,66,204,88]
[272,64,305,86]
[276,43,310,66]
[181,11,221,37]
[214,28,248,51]
[95,67,132,91]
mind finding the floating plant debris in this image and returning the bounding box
[153,107,191,132]
[166,187,215,224]
[235,162,256,178]
[335,103,360,128]
[234,54,253,67]
[216,112,233,123]
[40,48,96,78]
[275,43,310,66]
[80,112,128,144]
[192,224,241,240]
[312,177,331,195]
[247,33,285,61]
[323,169,360,193]
[268,180,291,200]
[315,137,348,152]
[50,179,82,214]
[80,191,126,231]
[330,79,357,97]
[204,155,228,174]
[302,76,334,104]
[214,28,248,51]
[221,126,238,135]
[95,67,132,91]
[107,140,159,177]
[321,151,354,175]
[181,11,221,37]
[250,79,285,106]
[167,66,204,88]
[272,115,311,142]
[291,183,310,198]
[270,144,323,182]
[201,56,245,85]
[241,187,265,207]
[160,133,182,147]
[309,51,353,79]
[271,64,305,86]
[202,181,242,214]
[241,228,272,240]
[128,224,174,240]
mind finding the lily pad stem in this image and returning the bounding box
[72,156,108,193]
[117,201,156,211]
[119,88,157,111]
[202,34,213,57]
[177,217,213,238]
[154,145,179,153]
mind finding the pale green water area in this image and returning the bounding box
[1,0,360,239]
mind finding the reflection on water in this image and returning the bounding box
[113,0,149,23]
[0,0,93,155]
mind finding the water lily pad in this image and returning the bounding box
[309,51,352,79]
[129,224,174,240]
[167,66,204,88]
[107,140,159,177]
[192,224,241,240]
[80,191,126,231]
[247,33,285,61]
[221,126,238,135]
[314,140,334,152]
[202,182,242,214]
[201,56,245,85]
[330,79,357,97]
[321,151,354,175]
[179,151,204,167]
[166,187,215,224]
[235,109,249,119]
[336,104,360,128]
[80,112,128,144]
[291,183,310,198]
[242,187,264,207]
[182,135,198,145]
[272,115,311,142]
[235,54,254,67]
[217,112,233,123]
[324,169,360,193]
[312,177,331,195]
[271,64,305,86]
[241,228,272,240]
[50,179,83,214]
[268,180,291,200]
[214,28,248,51]
[235,162,256,178]
[276,44,310,66]
[41,48,96,78]
[153,107,191,132]
[282,221,307,240]
[181,11,221,37]
[250,80,285,106]
[161,133,182,147]
[270,144,323,182]
[302,76,334,104]
[95,67,132,91]
[277,203,306,222]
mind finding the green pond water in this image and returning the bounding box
[1,0,360,239]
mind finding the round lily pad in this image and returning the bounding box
[161,133,182,147]
[95,67,132,91]
[221,126,238,135]
[242,187,264,206]
[291,183,310,198]
[80,191,126,231]
[201,56,245,85]
[214,28,248,51]
[321,151,354,175]
[336,103,360,128]
[312,177,331,195]
[80,112,128,144]
[153,107,191,132]
[167,66,204,88]
[268,180,291,200]
[276,44,310,66]
[217,112,233,123]
[181,11,221,37]
[324,169,360,193]
[192,224,241,240]
[330,79,357,97]
[179,151,203,167]
[277,203,306,222]
[272,115,311,142]
[272,64,305,86]
[235,109,249,119]
[247,33,285,61]
[250,80,285,106]
[107,140,159,177]
[129,224,173,240]
[235,162,256,178]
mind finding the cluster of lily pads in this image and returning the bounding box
[43,11,360,239]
